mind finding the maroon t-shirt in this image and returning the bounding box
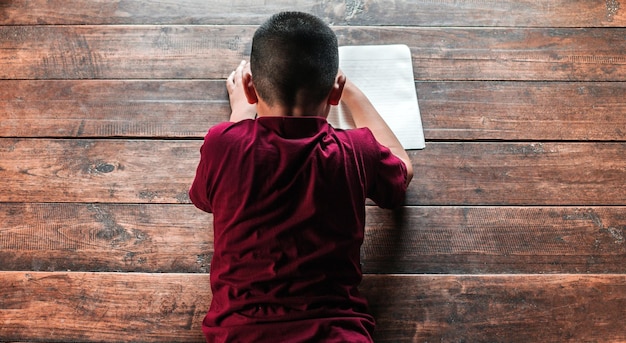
[189,116,407,342]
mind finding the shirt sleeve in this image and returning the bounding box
[189,122,233,213]
[189,138,213,213]
[361,130,409,209]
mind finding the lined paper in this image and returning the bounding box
[328,44,425,149]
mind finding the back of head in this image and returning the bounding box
[250,12,339,109]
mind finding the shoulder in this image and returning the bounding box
[334,126,378,148]
[204,120,255,143]
[336,127,387,159]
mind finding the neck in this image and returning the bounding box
[256,98,331,118]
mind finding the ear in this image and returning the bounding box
[327,73,346,106]
[242,72,258,104]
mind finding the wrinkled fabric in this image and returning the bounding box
[190,116,407,342]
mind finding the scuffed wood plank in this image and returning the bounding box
[0,203,213,273]
[362,206,626,274]
[409,142,626,206]
[0,272,209,342]
[0,25,253,80]
[418,81,626,141]
[362,274,626,342]
[1,140,625,205]
[1,272,626,342]
[0,138,198,204]
[1,80,625,141]
[0,80,229,138]
[1,204,625,274]
[0,0,624,27]
[1,26,626,81]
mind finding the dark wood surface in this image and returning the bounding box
[1,139,624,205]
[1,0,625,342]
[1,204,625,274]
[1,0,624,27]
[2,26,626,80]
[2,272,626,343]
[2,80,625,140]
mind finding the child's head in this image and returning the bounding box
[250,12,339,109]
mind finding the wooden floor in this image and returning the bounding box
[1,1,626,342]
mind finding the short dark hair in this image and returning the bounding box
[250,12,339,108]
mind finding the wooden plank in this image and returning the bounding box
[1,0,624,27]
[0,138,197,204]
[0,203,213,273]
[1,204,625,274]
[362,274,626,342]
[0,25,250,80]
[0,80,229,138]
[2,80,625,141]
[1,272,626,342]
[410,142,626,206]
[362,206,626,274]
[0,272,209,342]
[2,26,626,81]
[419,81,626,141]
[1,139,625,205]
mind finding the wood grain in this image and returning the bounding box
[1,204,625,274]
[2,272,625,342]
[0,80,229,138]
[1,139,624,205]
[362,274,626,342]
[2,1,625,342]
[0,138,196,204]
[2,80,625,141]
[419,81,626,141]
[410,142,626,206]
[2,26,625,81]
[364,206,626,273]
[0,272,209,342]
[1,0,624,27]
[0,203,213,273]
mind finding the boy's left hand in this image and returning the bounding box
[227,60,257,122]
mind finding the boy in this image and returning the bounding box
[190,11,413,342]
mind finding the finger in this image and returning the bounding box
[226,72,236,94]
[227,61,247,91]
[227,70,235,87]
[234,60,246,78]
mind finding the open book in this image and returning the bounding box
[328,44,426,150]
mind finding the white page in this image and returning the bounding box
[328,44,425,149]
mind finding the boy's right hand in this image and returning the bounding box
[226,60,257,122]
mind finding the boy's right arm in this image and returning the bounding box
[340,78,414,186]
[227,60,257,122]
